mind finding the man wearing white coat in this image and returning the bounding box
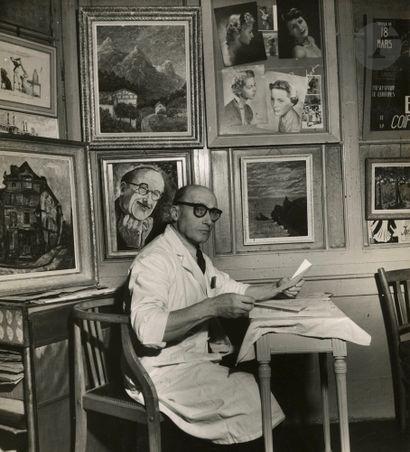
[124,184,302,449]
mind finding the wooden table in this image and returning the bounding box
[256,332,350,452]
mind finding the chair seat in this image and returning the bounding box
[83,382,164,424]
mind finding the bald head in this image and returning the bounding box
[173,184,216,205]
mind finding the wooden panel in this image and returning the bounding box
[0,0,52,35]
[33,341,69,405]
[29,305,73,347]
[326,145,346,248]
[211,150,233,254]
[36,399,71,452]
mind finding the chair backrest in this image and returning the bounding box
[376,267,410,347]
[73,294,161,414]
[73,296,128,390]
[73,295,163,451]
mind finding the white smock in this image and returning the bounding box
[124,225,284,444]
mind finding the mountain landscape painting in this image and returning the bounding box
[80,8,202,147]
[95,22,189,136]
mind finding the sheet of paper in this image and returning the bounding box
[291,259,312,279]
[276,259,312,292]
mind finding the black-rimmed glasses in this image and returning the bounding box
[127,182,163,201]
[176,201,222,222]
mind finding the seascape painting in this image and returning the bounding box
[241,155,314,244]
[0,152,76,277]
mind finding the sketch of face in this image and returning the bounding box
[241,77,257,100]
[239,23,254,46]
[286,16,309,42]
[120,169,165,221]
[270,88,293,117]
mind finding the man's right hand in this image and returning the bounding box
[211,293,255,319]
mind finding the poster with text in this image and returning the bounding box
[368,19,410,133]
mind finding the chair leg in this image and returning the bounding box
[147,419,161,452]
[74,407,88,452]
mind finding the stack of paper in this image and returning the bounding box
[251,294,334,319]
[0,350,24,386]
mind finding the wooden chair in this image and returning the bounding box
[73,296,163,452]
[375,267,410,431]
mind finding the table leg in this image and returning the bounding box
[319,353,332,452]
[258,359,274,452]
[334,354,350,452]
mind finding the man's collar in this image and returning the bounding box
[167,224,197,259]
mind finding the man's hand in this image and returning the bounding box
[211,293,255,318]
[276,277,304,298]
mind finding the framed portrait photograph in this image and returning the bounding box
[366,159,410,220]
[202,0,339,147]
[96,152,190,259]
[0,137,96,296]
[241,154,314,244]
[79,7,203,149]
[0,32,57,117]
[363,17,410,140]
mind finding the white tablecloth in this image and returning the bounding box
[236,296,372,363]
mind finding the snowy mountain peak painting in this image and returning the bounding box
[79,7,202,148]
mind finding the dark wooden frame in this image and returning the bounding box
[202,0,340,147]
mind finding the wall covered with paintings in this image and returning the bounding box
[0,0,410,424]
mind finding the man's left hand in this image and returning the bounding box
[276,277,304,298]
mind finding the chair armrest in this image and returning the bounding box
[121,324,161,418]
[73,299,129,324]
[74,309,129,325]
[399,323,410,342]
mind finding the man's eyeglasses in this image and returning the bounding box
[127,182,163,201]
[176,201,222,222]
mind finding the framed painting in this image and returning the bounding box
[79,7,203,149]
[0,32,57,117]
[363,17,410,140]
[0,137,96,296]
[366,158,410,220]
[202,0,340,147]
[94,151,190,259]
[240,154,314,244]
[0,109,58,138]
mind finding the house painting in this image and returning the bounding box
[0,161,63,265]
